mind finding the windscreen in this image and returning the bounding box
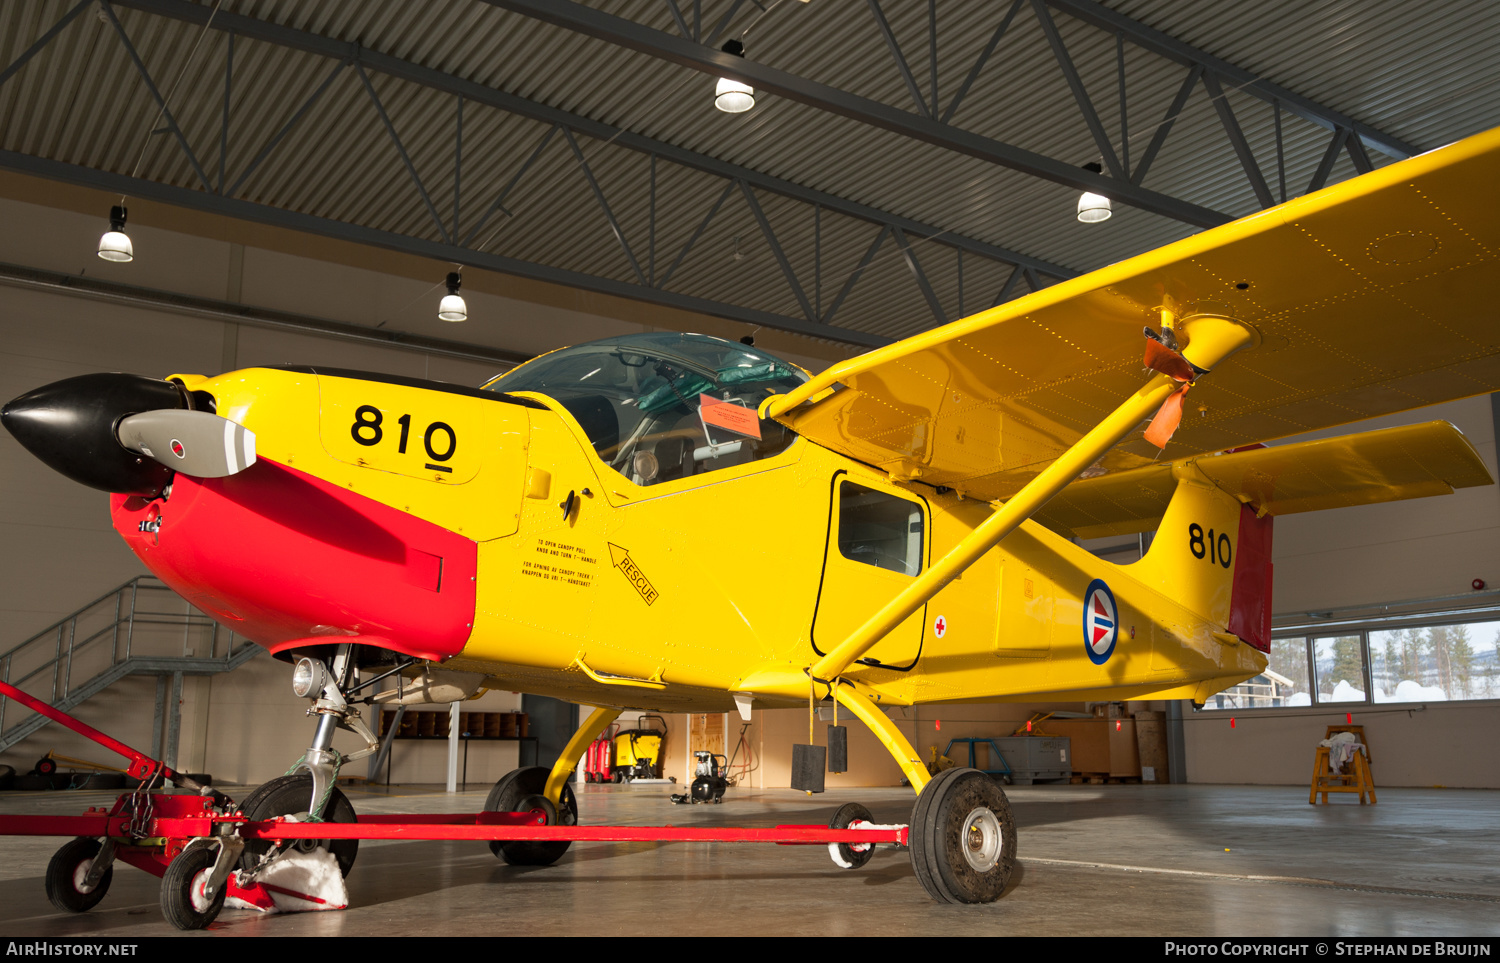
[484,333,808,486]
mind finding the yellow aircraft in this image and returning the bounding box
[5,123,1500,906]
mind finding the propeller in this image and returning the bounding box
[2,373,255,496]
[116,409,255,479]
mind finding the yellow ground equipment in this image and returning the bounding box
[612,715,668,782]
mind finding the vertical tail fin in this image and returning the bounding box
[1131,470,1273,652]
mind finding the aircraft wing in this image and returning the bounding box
[769,126,1500,501]
[1032,421,1495,540]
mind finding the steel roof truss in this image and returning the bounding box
[656,179,734,290]
[705,0,745,49]
[462,124,558,248]
[358,64,452,244]
[484,0,1228,227]
[563,127,648,286]
[737,180,816,323]
[1200,72,1274,209]
[0,0,92,90]
[227,60,347,199]
[1129,64,1201,188]
[940,0,1022,125]
[891,226,946,326]
[868,0,932,119]
[1031,0,1125,181]
[821,225,889,328]
[100,1,212,193]
[1045,0,1419,160]
[107,0,1072,282]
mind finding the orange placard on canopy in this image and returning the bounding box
[699,394,762,439]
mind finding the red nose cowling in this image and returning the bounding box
[112,458,477,661]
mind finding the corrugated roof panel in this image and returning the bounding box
[0,0,1495,345]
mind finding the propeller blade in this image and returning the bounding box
[116,410,256,478]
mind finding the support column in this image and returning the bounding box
[164,671,183,771]
[151,675,166,761]
[446,701,460,793]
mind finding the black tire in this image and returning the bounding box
[828,802,876,869]
[45,837,112,912]
[485,767,576,866]
[909,768,1016,904]
[159,847,224,931]
[35,757,57,776]
[612,770,623,784]
[236,774,358,877]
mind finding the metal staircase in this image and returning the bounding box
[0,576,262,767]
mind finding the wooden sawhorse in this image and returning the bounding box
[1310,724,1376,804]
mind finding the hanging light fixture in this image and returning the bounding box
[438,271,467,322]
[98,205,134,262]
[714,39,755,113]
[1076,162,1112,224]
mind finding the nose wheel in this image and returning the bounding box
[908,767,1016,903]
[236,773,359,877]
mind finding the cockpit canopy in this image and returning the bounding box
[483,333,808,487]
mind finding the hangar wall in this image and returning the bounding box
[1183,396,1500,789]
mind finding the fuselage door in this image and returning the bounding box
[811,477,927,670]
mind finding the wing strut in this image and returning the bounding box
[808,315,1255,684]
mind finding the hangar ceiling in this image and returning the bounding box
[0,0,1496,348]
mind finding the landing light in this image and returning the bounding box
[292,657,329,699]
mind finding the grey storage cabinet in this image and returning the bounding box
[991,736,1070,784]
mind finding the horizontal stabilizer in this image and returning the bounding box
[1035,421,1493,540]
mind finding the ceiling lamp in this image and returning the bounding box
[438,271,467,322]
[714,40,755,113]
[98,205,134,262]
[1076,162,1112,224]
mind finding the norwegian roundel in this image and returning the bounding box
[1082,579,1119,665]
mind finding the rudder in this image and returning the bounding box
[1130,469,1272,652]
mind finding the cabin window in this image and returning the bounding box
[837,482,924,576]
[483,332,806,486]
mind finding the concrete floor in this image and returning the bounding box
[0,780,1496,937]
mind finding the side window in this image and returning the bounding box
[837,482,924,576]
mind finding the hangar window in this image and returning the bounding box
[837,481,924,576]
[1205,612,1500,710]
[483,332,806,487]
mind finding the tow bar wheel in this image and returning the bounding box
[160,847,226,931]
[45,837,112,913]
[827,802,876,870]
[909,768,1016,904]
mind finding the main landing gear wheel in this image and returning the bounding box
[485,767,577,866]
[45,837,112,912]
[828,802,876,870]
[160,847,225,931]
[236,774,359,877]
[909,768,1016,904]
